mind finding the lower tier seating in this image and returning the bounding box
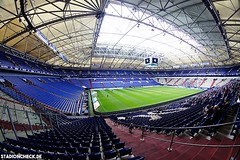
[111,80,239,136]
[0,117,143,160]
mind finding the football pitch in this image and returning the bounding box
[92,86,203,113]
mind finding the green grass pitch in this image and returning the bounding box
[93,86,203,113]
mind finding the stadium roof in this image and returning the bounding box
[0,0,239,70]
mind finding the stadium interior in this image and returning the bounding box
[0,0,240,160]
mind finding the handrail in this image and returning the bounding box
[112,119,240,152]
[145,135,240,148]
[0,96,23,106]
[112,119,240,130]
[0,104,67,133]
[0,105,65,117]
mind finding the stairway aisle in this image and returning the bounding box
[106,119,171,158]
[106,119,239,160]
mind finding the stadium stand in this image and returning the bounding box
[0,74,162,115]
[0,59,239,160]
[156,77,233,89]
[1,1,240,159]
[110,80,239,137]
[91,78,159,89]
[0,116,140,160]
[1,51,240,78]
[0,76,85,115]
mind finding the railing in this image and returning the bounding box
[111,119,240,154]
[0,102,68,139]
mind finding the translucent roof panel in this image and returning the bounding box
[96,3,210,68]
[0,0,238,70]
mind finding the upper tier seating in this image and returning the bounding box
[1,51,240,78]
[0,51,55,74]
